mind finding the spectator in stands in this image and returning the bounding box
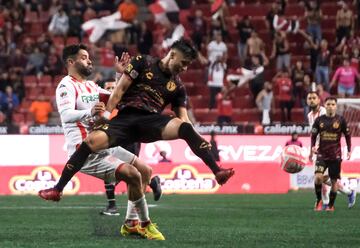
[256,81,274,125]
[330,57,360,98]
[247,54,268,100]
[25,46,46,77]
[36,34,53,54]
[350,47,360,72]
[336,32,360,59]
[158,151,172,163]
[209,17,228,42]
[292,60,306,92]
[304,0,322,43]
[265,2,280,38]
[208,59,226,109]
[48,6,69,37]
[235,15,253,63]
[247,31,265,59]
[44,46,63,77]
[8,48,27,74]
[210,131,220,162]
[270,31,290,72]
[189,9,207,50]
[0,85,19,124]
[285,131,303,147]
[336,1,354,45]
[22,37,34,56]
[316,83,330,105]
[9,71,24,102]
[299,73,313,122]
[118,0,138,44]
[98,41,116,81]
[299,30,331,89]
[216,88,233,125]
[68,9,83,41]
[207,32,227,64]
[29,95,53,124]
[273,69,293,123]
[137,21,153,55]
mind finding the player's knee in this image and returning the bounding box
[127,166,142,187]
[314,174,323,184]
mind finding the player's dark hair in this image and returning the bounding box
[307,91,319,97]
[62,44,88,65]
[325,96,337,103]
[171,39,198,60]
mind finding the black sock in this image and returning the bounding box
[105,183,116,208]
[329,191,337,207]
[315,183,322,202]
[55,142,92,191]
[178,122,220,174]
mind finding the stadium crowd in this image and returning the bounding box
[0,0,359,127]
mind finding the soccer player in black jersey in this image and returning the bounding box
[310,96,352,211]
[39,39,234,201]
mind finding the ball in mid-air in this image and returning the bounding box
[281,145,307,173]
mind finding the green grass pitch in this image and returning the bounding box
[1,192,360,248]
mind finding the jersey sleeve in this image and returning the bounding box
[171,83,187,109]
[124,55,146,80]
[341,116,351,152]
[56,81,91,123]
[311,117,320,147]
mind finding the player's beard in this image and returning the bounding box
[310,104,319,111]
[75,62,93,77]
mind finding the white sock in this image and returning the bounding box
[132,195,149,223]
[338,184,352,195]
[321,184,330,205]
[125,200,138,220]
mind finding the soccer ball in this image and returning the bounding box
[280,145,307,173]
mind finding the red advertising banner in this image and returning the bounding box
[45,135,360,165]
[0,163,289,195]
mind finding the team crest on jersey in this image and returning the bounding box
[333,121,340,129]
[146,72,153,80]
[126,63,133,73]
[166,81,176,92]
[60,92,67,98]
[320,122,324,128]
[136,55,142,60]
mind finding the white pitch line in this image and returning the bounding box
[0,204,158,210]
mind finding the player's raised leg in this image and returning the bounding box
[161,117,234,185]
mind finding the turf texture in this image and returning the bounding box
[0,192,360,248]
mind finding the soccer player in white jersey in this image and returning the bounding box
[39,44,164,240]
[307,91,356,210]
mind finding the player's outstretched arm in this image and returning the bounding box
[105,75,133,114]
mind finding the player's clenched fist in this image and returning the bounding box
[91,102,106,116]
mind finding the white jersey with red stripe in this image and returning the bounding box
[307,106,326,127]
[56,75,110,157]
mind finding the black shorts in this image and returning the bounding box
[94,107,174,148]
[315,159,342,180]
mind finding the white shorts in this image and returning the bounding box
[80,146,136,184]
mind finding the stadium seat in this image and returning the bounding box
[194,108,217,123]
[24,11,38,24]
[53,75,65,85]
[66,37,80,45]
[38,75,52,87]
[12,113,25,124]
[23,76,38,88]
